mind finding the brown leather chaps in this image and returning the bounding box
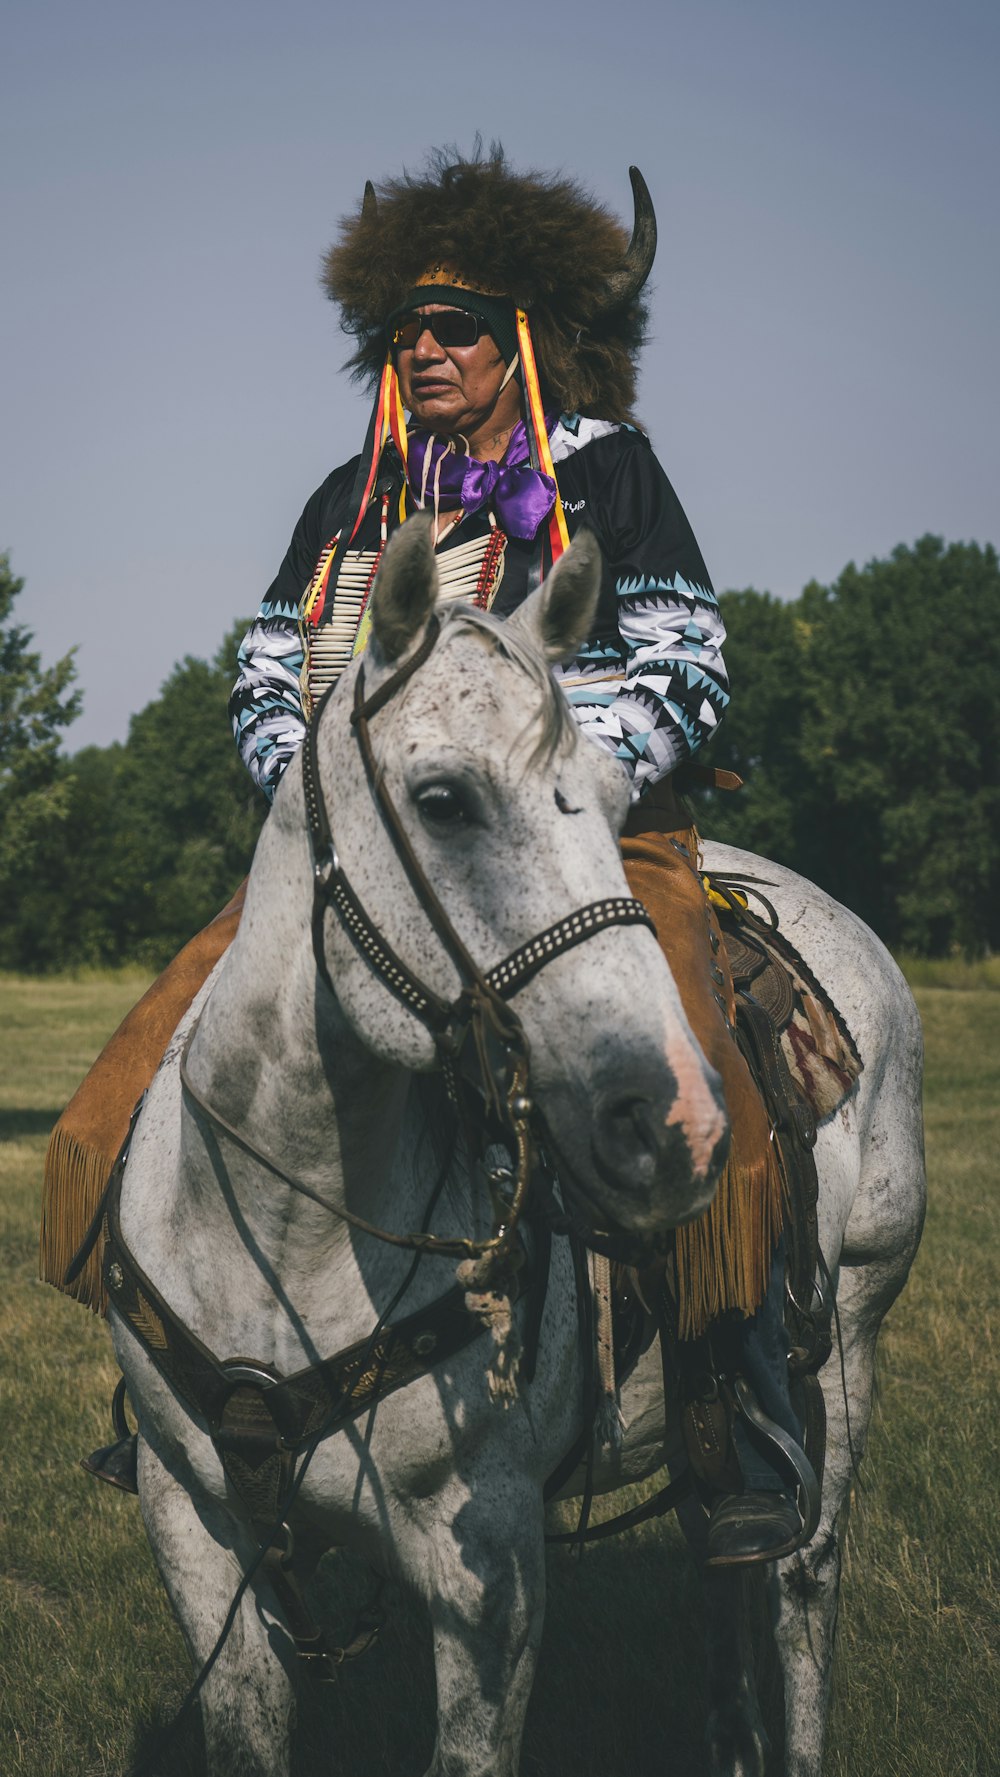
[39,883,246,1313]
[621,784,782,1337]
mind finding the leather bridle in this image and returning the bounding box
[292,610,657,1260]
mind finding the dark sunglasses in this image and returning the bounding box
[389,309,490,351]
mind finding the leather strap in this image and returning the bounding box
[485,899,656,998]
[101,1155,527,1525]
[544,1470,692,1545]
[544,1286,694,1544]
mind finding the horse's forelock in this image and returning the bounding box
[376,604,577,776]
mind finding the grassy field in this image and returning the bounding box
[1,973,997,1776]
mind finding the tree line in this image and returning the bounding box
[1,533,997,972]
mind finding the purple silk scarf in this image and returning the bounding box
[405,418,557,542]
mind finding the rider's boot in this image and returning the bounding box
[702,1239,811,1566]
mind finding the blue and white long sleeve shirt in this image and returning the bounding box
[230,415,728,801]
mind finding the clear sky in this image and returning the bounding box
[4,0,998,751]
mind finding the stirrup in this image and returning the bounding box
[81,1434,138,1493]
[731,1374,821,1545]
[81,1375,139,1495]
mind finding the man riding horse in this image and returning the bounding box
[228,147,809,1565]
[44,146,810,1565]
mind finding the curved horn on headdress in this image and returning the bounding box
[593,165,657,314]
[362,180,378,221]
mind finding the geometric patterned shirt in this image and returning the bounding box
[230,414,728,801]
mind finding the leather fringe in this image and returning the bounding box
[39,1125,113,1317]
[673,1133,784,1341]
[37,880,248,1324]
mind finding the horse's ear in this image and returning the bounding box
[369,515,439,663]
[506,529,603,664]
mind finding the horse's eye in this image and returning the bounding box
[415,783,467,828]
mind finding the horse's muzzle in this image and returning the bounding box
[541,1054,729,1249]
[589,1064,729,1229]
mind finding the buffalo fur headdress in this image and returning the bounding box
[322,145,656,421]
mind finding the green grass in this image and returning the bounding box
[894,952,1000,992]
[1,977,997,1775]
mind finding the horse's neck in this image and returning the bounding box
[170,816,451,1355]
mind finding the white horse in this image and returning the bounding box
[110,522,925,1777]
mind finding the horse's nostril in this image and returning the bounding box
[608,1096,657,1153]
[592,1088,671,1185]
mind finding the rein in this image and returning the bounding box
[177,1023,514,1261]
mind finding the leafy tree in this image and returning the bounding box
[692,588,813,868]
[4,535,998,968]
[4,742,128,970]
[110,621,267,964]
[795,536,1000,953]
[700,537,1000,956]
[1,617,266,971]
[0,554,81,954]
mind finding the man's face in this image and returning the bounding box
[394,304,520,447]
